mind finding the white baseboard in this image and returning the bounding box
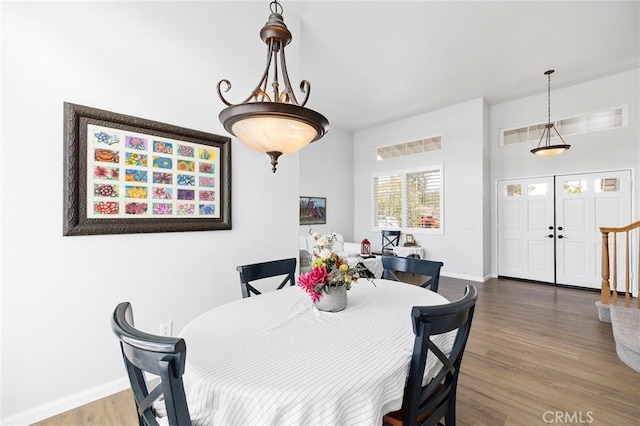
[1,377,130,426]
[440,271,490,282]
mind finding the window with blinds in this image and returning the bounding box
[373,166,442,231]
[373,174,402,227]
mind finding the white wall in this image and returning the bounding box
[353,98,489,281]
[299,127,355,241]
[1,2,303,423]
[490,69,640,276]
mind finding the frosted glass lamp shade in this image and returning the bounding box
[231,116,317,154]
[219,102,329,172]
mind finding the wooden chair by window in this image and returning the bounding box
[381,230,401,254]
[381,255,444,293]
[236,257,297,298]
[383,285,478,426]
[111,302,191,426]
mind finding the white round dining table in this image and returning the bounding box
[180,278,452,426]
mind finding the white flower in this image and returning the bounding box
[319,248,332,258]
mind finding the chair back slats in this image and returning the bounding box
[236,257,297,298]
[381,256,444,293]
[401,285,478,426]
[111,302,191,426]
[382,230,402,253]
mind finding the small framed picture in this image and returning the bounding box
[405,234,415,244]
[299,196,326,225]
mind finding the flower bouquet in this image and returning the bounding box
[298,232,360,309]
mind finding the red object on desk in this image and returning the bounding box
[361,239,371,255]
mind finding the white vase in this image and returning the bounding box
[314,286,348,312]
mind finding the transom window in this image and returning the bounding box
[376,136,441,161]
[373,166,443,232]
[501,105,626,146]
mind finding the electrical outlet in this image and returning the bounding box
[160,321,172,337]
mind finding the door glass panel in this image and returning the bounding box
[595,178,620,192]
[503,184,521,197]
[563,180,587,194]
[528,183,548,196]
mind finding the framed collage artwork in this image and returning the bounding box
[63,103,232,236]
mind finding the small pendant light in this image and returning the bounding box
[531,70,571,157]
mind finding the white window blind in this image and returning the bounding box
[406,169,441,229]
[373,174,402,227]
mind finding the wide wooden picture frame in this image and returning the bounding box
[63,102,232,236]
[299,196,326,225]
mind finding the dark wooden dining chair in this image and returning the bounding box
[381,255,444,293]
[381,229,402,254]
[111,302,191,426]
[236,257,297,298]
[383,285,478,426]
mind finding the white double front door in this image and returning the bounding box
[498,170,632,289]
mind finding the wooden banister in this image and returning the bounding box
[600,221,640,308]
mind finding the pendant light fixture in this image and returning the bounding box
[217,0,329,173]
[531,69,570,157]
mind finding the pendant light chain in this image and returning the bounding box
[547,71,551,125]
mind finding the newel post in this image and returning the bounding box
[600,230,610,305]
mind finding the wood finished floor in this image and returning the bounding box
[33,277,639,425]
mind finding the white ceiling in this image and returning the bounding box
[281,1,640,132]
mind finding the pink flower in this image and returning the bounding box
[94,166,108,179]
[297,265,331,302]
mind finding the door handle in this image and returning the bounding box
[558,235,565,239]
[547,234,554,238]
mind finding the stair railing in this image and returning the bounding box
[600,221,640,308]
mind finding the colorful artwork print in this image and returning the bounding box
[126,136,147,150]
[94,184,119,197]
[85,122,223,222]
[199,148,215,160]
[95,131,120,145]
[199,204,215,215]
[95,148,119,163]
[177,174,195,186]
[153,140,173,154]
[153,187,173,199]
[153,156,173,169]
[153,203,172,215]
[199,162,214,174]
[177,189,195,200]
[153,172,172,184]
[177,144,194,157]
[94,166,119,180]
[125,202,148,215]
[199,190,215,201]
[125,169,147,182]
[199,177,215,187]
[125,152,148,166]
[177,204,195,215]
[177,160,195,172]
[94,201,119,214]
[126,186,148,199]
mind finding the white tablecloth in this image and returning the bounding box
[180,279,451,426]
[392,246,424,258]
